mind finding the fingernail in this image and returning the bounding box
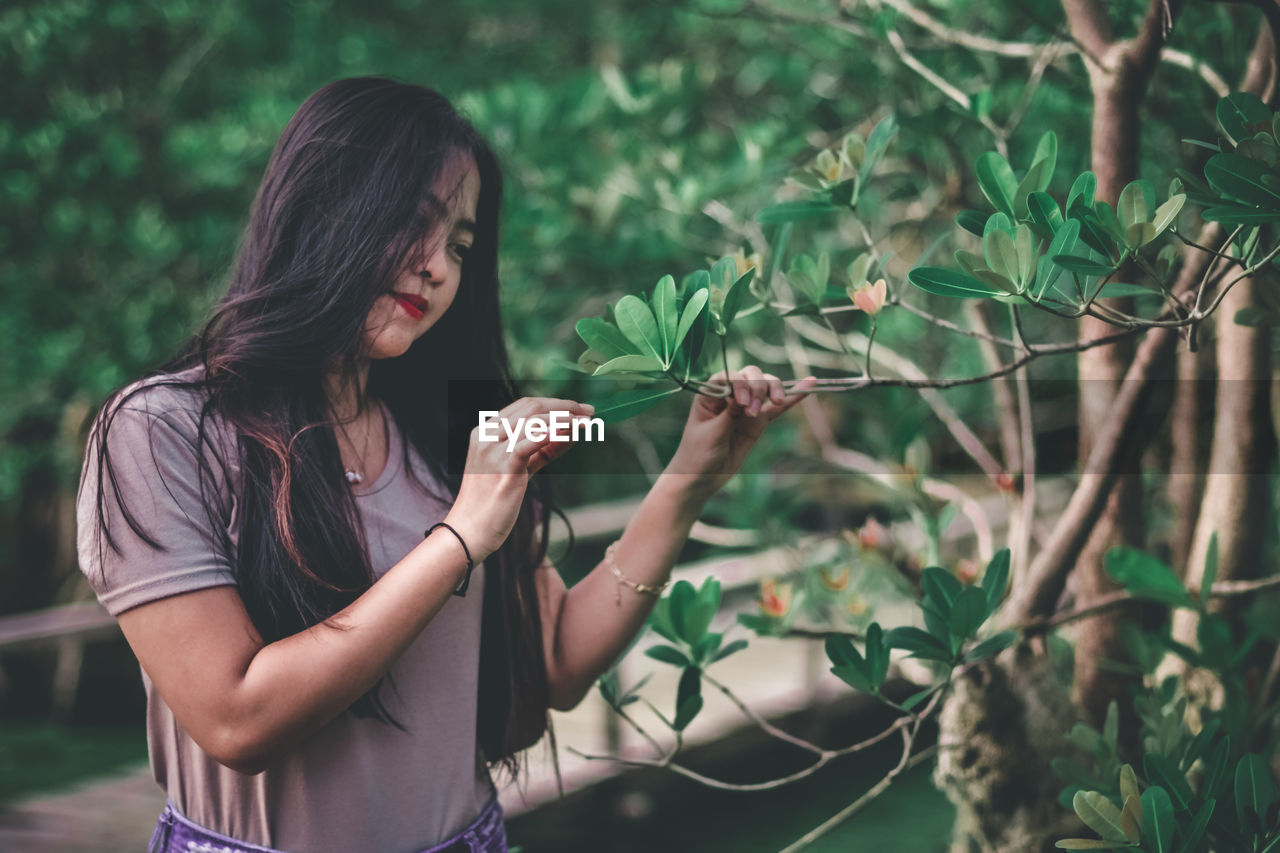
[581,403,595,414]
[748,399,761,416]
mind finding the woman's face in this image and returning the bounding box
[360,158,481,361]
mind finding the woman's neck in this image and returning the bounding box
[326,358,372,422]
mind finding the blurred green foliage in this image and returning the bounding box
[0,0,1255,572]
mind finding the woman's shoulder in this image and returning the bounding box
[93,366,235,465]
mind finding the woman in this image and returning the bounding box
[77,76,809,853]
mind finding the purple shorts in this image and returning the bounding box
[147,792,507,853]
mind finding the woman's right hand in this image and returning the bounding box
[444,397,595,561]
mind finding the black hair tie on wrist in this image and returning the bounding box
[425,522,476,596]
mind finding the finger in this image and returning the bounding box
[506,413,596,462]
[776,376,818,412]
[526,438,572,475]
[499,397,594,421]
[738,365,767,415]
[763,373,786,406]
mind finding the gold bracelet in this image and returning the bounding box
[604,540,669,605]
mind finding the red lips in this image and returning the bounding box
[392,292,428,320]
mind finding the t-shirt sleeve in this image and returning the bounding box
[76,390,237,616]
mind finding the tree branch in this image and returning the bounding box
[1059,0,1115,66]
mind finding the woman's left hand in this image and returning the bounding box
[664,366,816,501]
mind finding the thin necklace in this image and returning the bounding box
[336,403,383,486]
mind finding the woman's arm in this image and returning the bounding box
[117,530,473,774]
[538,367,813,710]
[113,396,593,774]
[536,474,704,711]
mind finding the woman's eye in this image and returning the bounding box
[450,243,472,260]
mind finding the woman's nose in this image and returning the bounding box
[420,245,448,284]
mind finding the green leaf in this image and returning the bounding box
[1032,131,1058,183]
[759,223,792,300]
[756,200,840,224]
[984,227,1021,286]
[587,385,682,424]
[592,354,665,376]
[1125,222,1156,249]
[984,211,1015,237]
[721,267,755,327]
[680,269,711,299]
[692,631,722,664]
[1106,549,1194,608]
[866,622,889,687]
[901,684,942,711]
[1054,840,1134,850]
[686,577,720,641]
[826,634,864,669]
[949,587,990,640]
[860,114,898,185]
[1068,171,1097,211]
[832,664,877,693]
[1120,794,1141,843]
[1015,223,1038,290]
[1236,753,1278,827]
[977,545,1008,612]
[1140,786,1174,853]
[1151,194,1185,237]
[648,598,679,642]
[1143,754,1193,810]
[712,638,748,663]
[1203,205,1280,225]
[1032,219,1081,302]
[956,209,987,236]
[673,288,709,353]
[673,694,702,731]
[1103,700,1119,751]
[576,317,639,359]
[1092,201,1127,244]
[847,253,874,289]
[923,566,964,612]
[964,630,1017,662]
[614,295,664,363]
[973,268,1019,295]
[645,644,691,667]
[1201,532,1219,607]
[1073,790,1129,842]
[886,626,953,662]
[1118,179,1155,229]
[1174,800,1214,853]
[1016,155,1054,219]
[1218,92,1272,146]
[907,266,1003,299]
[652,274,678,365]
[1028,192,1065,239]
[1205,153,1280,207]
[976,151,1018,218]
[1094,283,1157,299]
[1119,764,1140,804]
[1052,255,1116,277]
[669,580,697,641]
[789,254,826,304]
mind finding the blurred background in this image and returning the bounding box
[0,0,1268,850]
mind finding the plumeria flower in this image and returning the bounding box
[845,595,868,617]
[733,247,761,279]
[820,565,850,591]
[848,278,887,315]
[758,579,793,618]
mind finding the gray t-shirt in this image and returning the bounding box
[76,373,492,851]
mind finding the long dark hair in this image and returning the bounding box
[89,76,555,770]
